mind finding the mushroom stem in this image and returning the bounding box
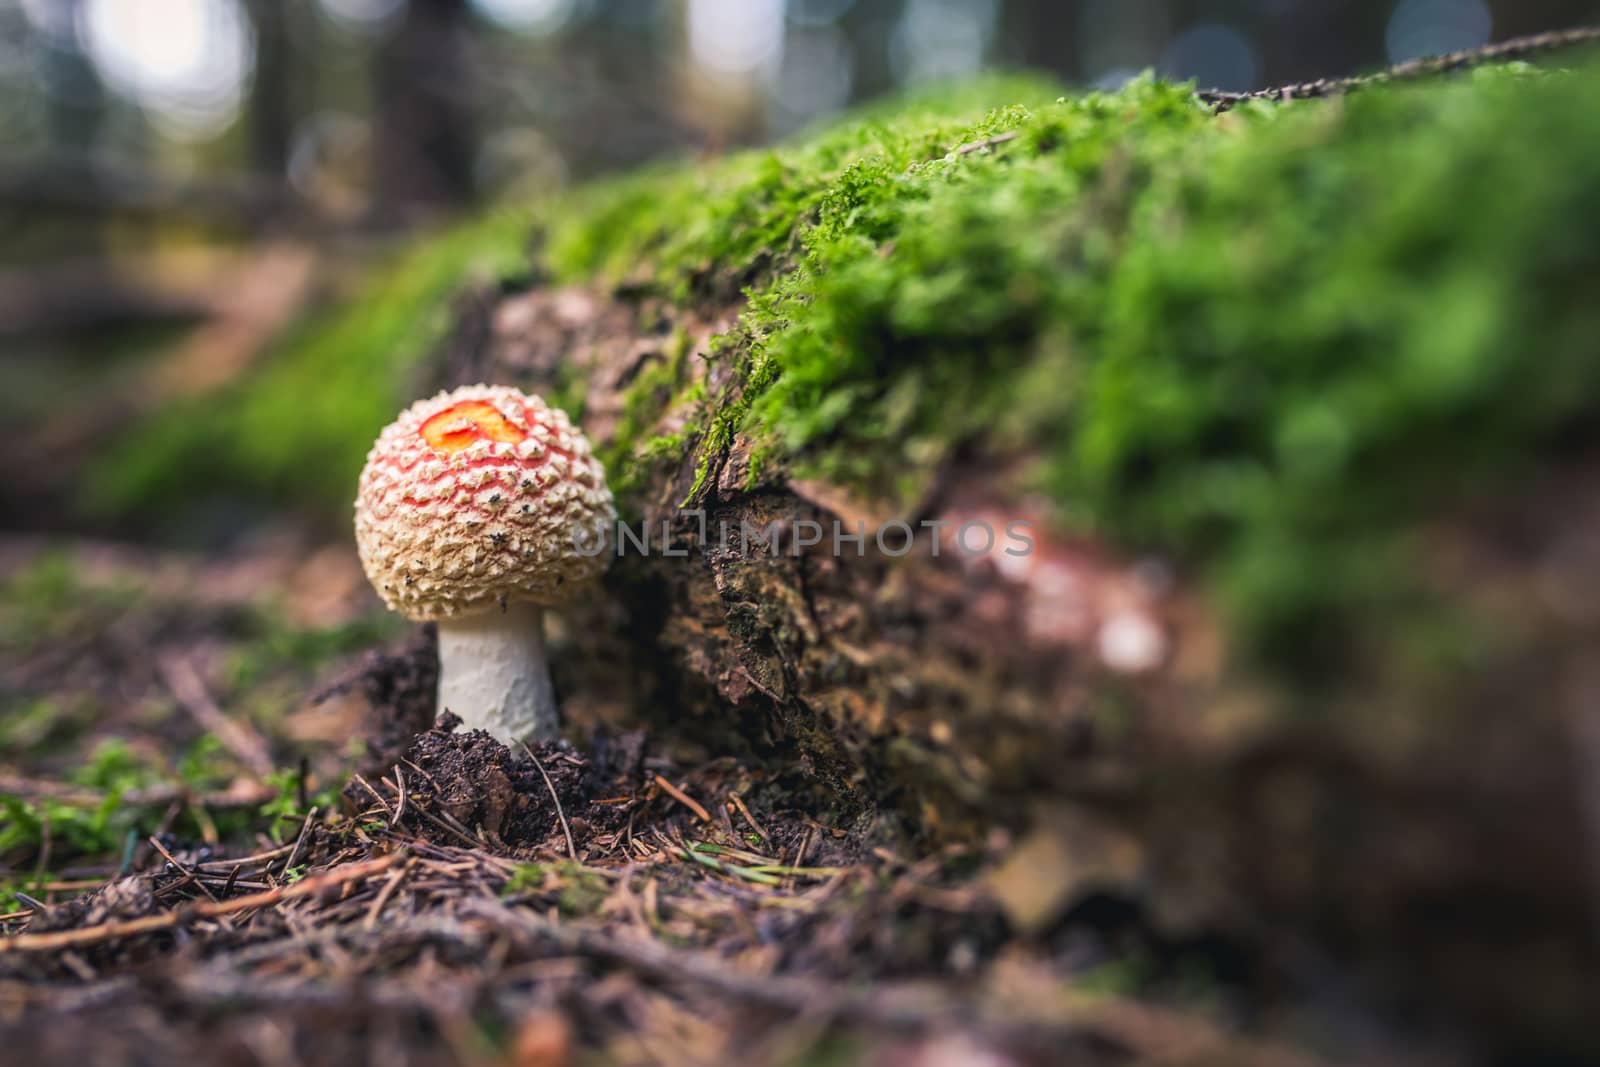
[435,602,557,743]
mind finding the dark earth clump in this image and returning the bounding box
[348,711,592,850]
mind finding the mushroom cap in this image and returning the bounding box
[355,384,615,621]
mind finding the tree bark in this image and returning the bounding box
[371,0,478,225]
[245,0,295,180]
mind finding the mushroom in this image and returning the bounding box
[354,384,615,743]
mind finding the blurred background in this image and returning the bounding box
[2,0,1598,545]
[5,8,1600,1061]
[4,0,1598,232]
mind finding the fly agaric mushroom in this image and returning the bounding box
[355,384,614,743]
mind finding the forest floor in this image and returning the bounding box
[17,42,1600,1067]
[0,533,1384,1067]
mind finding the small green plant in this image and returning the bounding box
[259,767,339,842]
[0,551,139,655]
[0,696,97,753]
[0,740,338,863]
[500,863,546,897]
[0,741,149,856]
[501,860,609,916]
[0,881,31,913]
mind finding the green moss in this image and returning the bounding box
[734,77,1220,500]
[567,62,1600,681]
[598,326,697,502]
[1055,64,1600,672]
[502,860,609,915]
[88,211,532,525]
[0,735,337,862]
[1,740,153,856]
[0,550,141,658]
[543,76,1063,296]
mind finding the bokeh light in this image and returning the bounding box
[317,0,405,31]
[472,0,581,34]
[1386,0,1492,63]
[78,0,255,139]
[891,0,1000,83]
[788,0,857,27]
[687,0,786,78]
[19,0,76,40]
[771,25,855,125]
[1077,0,1172,86]
[1159,22,1260,91]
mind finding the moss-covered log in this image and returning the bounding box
[102,63,1600,1056]
[454,68,1600,1054]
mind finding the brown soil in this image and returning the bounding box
[1,623,1334,1067]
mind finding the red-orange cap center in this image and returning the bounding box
[419,399,528,455]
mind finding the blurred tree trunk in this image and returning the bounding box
[1491,0,1598,41]
[999,0,1081,80]
[245,0,295,179]
[372,0,478,225]
[836,2,906,102]
[38,0,104,156]
[1251,1,1389,85]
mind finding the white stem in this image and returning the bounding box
[435,602,557,743]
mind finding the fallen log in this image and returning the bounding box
[402,63,1600,1058]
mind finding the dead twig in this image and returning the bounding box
[652,775,711,823]
[148,838,219,905]
[1198,24,1600,111]
[954,130,1020,156]
[391,767,408,827]
[463,897,1326,1066]
[521,743,577,862]
[363,857,415,931]
[278,807,317,881]
[728,793,770,848]
[158,654,275,779]
[0,773,276,812]
[348,774,395,820]
[0,852,405,954]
